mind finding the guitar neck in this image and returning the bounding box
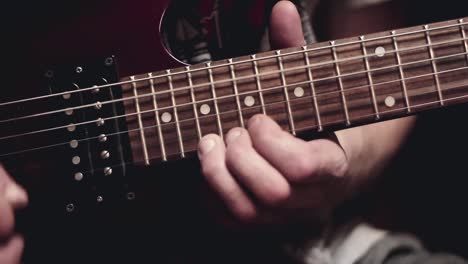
[121,17,468,165]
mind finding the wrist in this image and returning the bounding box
[332,117,416,197]
[333,128,367,198]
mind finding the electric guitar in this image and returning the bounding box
[3,0,468,262]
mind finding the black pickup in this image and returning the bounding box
[45,56,135,213]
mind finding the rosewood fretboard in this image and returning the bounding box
[121,17,468,165]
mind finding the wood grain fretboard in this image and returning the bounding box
[121,17,468,165]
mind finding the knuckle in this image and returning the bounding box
[249,127,276,149]
[287,155,315,182]
[332,156,349,178]
[262,184,291,207]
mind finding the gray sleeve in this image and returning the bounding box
[355,233,468,264]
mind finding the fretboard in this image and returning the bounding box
[121,17,468,165]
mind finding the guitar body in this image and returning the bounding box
[5,1,285,263]
[22,0,174,73]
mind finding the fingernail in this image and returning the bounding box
[5,183,28,208]
[198,138,216,157]
[226,130,242,145]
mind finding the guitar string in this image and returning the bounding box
[1,47,467,142]
[0,19,466,109]
[6,86,468,179]
[1,51,467,142]
[1,64,467,160]
[144,90,466,160]
[1,35,466,126]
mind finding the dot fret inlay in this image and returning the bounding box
[161,112,172,123]
[244,96,255,107]
[385,96,396,108]
[200,104,211,115]
[294,87,305,98]
[375,46,386,57]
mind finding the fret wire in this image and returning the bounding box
[116,61,468,128]
[186,66,202,140]
[130,37,468,102]
[424,25,444,105]
[131,76,150,166]
[166,70,185,158]
[147,20,468,81]
[185,64,467,129]
[359,36,381,120]
[251,55,267,115]
[330,41,351,126]
[228,59,245,128]
[459,19,468,65]
[206,62,224,138]
[276,50,296,135]
[302,46,323,131]
[6,63,468,160]
[391,31,412,112]
[148,73,167,162]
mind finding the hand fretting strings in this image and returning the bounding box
[1,18,468,160]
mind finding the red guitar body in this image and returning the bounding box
[4,1,293,263]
